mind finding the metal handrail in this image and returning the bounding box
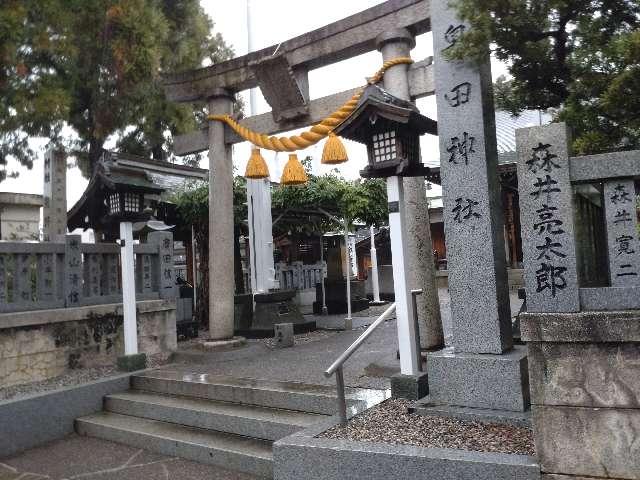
[324,302,397,424]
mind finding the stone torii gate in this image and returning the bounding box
[163,0,443,352]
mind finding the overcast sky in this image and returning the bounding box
[0,0,510,207]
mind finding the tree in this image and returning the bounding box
[448,0,640,154]
[0,1,68,181]
[0,0,233,181]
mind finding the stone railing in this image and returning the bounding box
[516,123,640,480]
[516,123,640,312]
[275,261,325,291]
[0,232,174,314]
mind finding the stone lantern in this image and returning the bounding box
[103,187,155,370]
[105,190,147,221]
[332,84,437,179]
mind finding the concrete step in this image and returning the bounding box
[131,369,387,415]
[75,411,273,478]
[105,390,325,441]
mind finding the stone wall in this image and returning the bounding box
[521,310,640,480]
[0,300,176,387]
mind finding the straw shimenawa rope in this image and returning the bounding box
[207,57,414,152]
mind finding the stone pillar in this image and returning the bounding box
[376,29,444,351]
[42,148,67,242]
[516,123,580,312]
[149,231,175,299]
[63,234,82,308]
[208,91,235,340]
[427,1,529,412]
[603,178,640,285]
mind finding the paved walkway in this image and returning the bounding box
[168,287,523,390]
[0,435,258,480]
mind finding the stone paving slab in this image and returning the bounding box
[0,434,258,480]
[165,287,523,392]
[169,318,400,390]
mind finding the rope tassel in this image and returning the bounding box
[245,148,270,179]
[322,132,348,164]
[280,154,308,186]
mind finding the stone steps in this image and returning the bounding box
[131,369,386,415]
[75,370,388,478]
[104,390,324,441]
[75,411,273,478]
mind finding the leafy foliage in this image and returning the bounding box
[172,176,247,228]
[271,158,388,233]
[1,0,233,181]
[448,0,640,154]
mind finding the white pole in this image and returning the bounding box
[387,177,420,375]
[246,0,258,117]
[343,218,352,329]
[320,234,328,315]
[370,225,381,303]
[246,0,275,295]
[191,225,197,311]
[119,221,138,355]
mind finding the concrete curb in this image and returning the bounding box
[274,415,541,480]
[0,371,144,457]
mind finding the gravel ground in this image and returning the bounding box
[319,399,535,456]
[0,353,172,402]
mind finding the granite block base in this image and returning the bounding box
[390,372,429,400]
[427,345,530,412]
[116,353,147,372]
[410,400,532,428]
[521,310,640,479]
[274,415,540,480]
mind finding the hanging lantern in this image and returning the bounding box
[332,84,437,178]
[321,132,348,165]
[280,153,308,186]
[245,148,270,179]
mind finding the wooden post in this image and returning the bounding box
[119,222,138,355]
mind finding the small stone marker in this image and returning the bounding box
[64,235,82,307]
[603,179,640,286]
[515,123,580,312]
[149,232,175,299]
[0,256,6,304]
[274,323,294,348]
[42,148,67,242]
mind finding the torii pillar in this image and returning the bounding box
[207,90,236,340]
[377,29,444,352]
